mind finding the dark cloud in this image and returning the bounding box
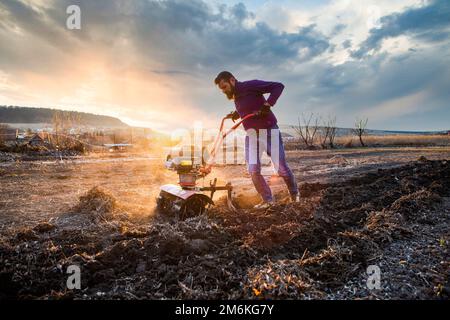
[229,2,255,24]
[0,0,449,131]
[342,39,352,49]
[0,0,71,47]
[331,23,346,36]
[0,0,330,72]
[124,1,330,70]
[281,44,450,130]
[352,0,450,58]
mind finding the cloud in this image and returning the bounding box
[118,0,331,70]
[352,0,450,58]
[0,0,330,72]
[279,41,450,130]
[342,39,352,49]
[330,23,346,36]
[0,0,449,131]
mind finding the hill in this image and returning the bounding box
[0,106,128,128]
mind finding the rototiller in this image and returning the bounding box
[156,113,257,219]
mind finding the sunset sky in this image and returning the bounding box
[0,0,449,131]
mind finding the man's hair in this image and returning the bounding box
[214,71,235,85]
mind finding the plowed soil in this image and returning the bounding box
[0,148,449,299]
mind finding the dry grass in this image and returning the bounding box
[334,134,450,148]
[285,134,450,150]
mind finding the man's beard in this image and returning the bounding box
[224,84,235,100]
[225,90,234,100]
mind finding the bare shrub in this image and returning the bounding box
[292,113,320,149]
[318,116,337,149]
[352,118,368,147]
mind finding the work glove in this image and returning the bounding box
[225,111,240,122]
[257,103,272,118]
[199,165,212,176]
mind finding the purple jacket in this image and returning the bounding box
[234,80,284,130]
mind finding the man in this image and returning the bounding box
[214,71,299,209]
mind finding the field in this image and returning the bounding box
[335,134,450,148]
[0,146,449,299]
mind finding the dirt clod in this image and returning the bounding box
[74,186,118,221]
[33,222,56,233]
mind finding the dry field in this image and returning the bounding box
[335,134,450,148]
[0,146,449,299]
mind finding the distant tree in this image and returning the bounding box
[326,116,338,148]
[318,115,338,149]
[52,111,62,146]
[63,112,73,133]
[292,113,319,149]
[0,124,10,143]
[72,112,82,133]
[352,118,368,147]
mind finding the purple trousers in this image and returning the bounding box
[245,126,298,202]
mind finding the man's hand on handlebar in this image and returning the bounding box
[199,165,212,176]
[225,111,240,122]
[256,102,272,117]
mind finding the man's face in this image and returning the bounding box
[218,78,236,100]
